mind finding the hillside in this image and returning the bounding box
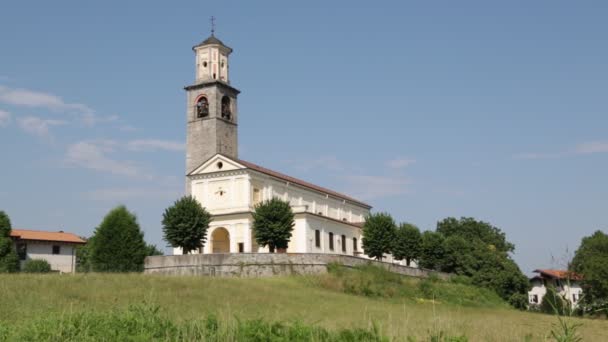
[0,269,607,341]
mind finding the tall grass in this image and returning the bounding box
[0,273,606,340]
[0,304,389,341]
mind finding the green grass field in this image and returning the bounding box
[0,268,607,341]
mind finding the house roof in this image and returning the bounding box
[533,269,583,281]
[10,229,86,244]
[235,158,372,209]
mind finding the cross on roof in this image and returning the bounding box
[210,16,216,36]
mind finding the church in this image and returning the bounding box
[174,32,373,257]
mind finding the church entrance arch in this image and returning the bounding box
[211,227,230,253]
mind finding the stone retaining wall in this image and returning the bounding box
[144,253,450,279]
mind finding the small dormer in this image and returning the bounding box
[193,35,232,84]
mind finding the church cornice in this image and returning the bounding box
[188,169,249,180]
[184,80,240,94]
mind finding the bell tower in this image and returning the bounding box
[185,26,240,177]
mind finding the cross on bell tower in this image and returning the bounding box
[184,23,240,186]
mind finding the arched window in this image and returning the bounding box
[196,96,209,118]
[221,96,231,120]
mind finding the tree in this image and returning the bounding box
[392,223,422,266]
[0,211,11,237]
[571,230,608,305]
[252,198,295,253]
[90,206,147,272]
[162,196,212,255]
[418,231,445,270]
[22,259,52,273]
[362,213,396,260]
[437,217,514,253]
[0,211,19,273]
[76,237,93,273]
[145,243,164,256]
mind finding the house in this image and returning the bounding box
[10,229,86,273]
[528,269,583,306]
[174,30,415,267]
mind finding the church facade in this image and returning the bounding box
[174,33,372,256]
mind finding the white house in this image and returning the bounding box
[528,269,583,307]
[10,229,86,273]
[174,31,414,266]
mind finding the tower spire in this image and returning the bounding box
[210,16,216,36]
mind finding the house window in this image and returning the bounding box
[52,245,61,255]
[17,243,27,261]
[572,294,578,302]
[341,235,346,252]
[329,232,334,250]
[315,230,321,248]
[353,238,358,253]
[238,243,244,253]
[531,294,539,304]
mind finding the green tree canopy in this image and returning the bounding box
[418,231,445,270]
[362,213,396,261]
[571,230,608,304]
[0,211,11,237]
[419,217,528,305]
[162,196,212,254]
[90,206,147,272]
[145,244,164,256]
[252,198,295,253]
[437,217,514,253]
[392,223,421,266]
[0,211,19,273]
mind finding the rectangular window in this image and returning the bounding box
[252,188,262,205]
[572,294,577,302]
[353,238,358,253]
[341,235,346,252]
[17,243,27,261]
[531,294,539,304]
[52,245,61,255]
[238,243,244,253]
[315,230,321,248]
[329,232,334,251]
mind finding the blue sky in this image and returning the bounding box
[1,1,607,274]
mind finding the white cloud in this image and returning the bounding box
[344,175,411,200]
[0,85,119,126]
[0,85,93,114]
[17,116,66,138]
[574,141,608,155]
[0,110,10,126]
[387,157,416,169]
[65,141,144,178]
[126,139,185,152]
[85,187,182,201]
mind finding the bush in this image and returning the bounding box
[0,211,19,273]
[22,259,52,273]
[508,293,529,310]
[540,286,569,315]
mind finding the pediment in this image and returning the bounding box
[189,154,245,176]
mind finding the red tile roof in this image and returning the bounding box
[235,158,372,209]
[533,269,583,281]
[10,229,86,244]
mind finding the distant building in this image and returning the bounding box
[528,269,583,307]
[10,229,86,273]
